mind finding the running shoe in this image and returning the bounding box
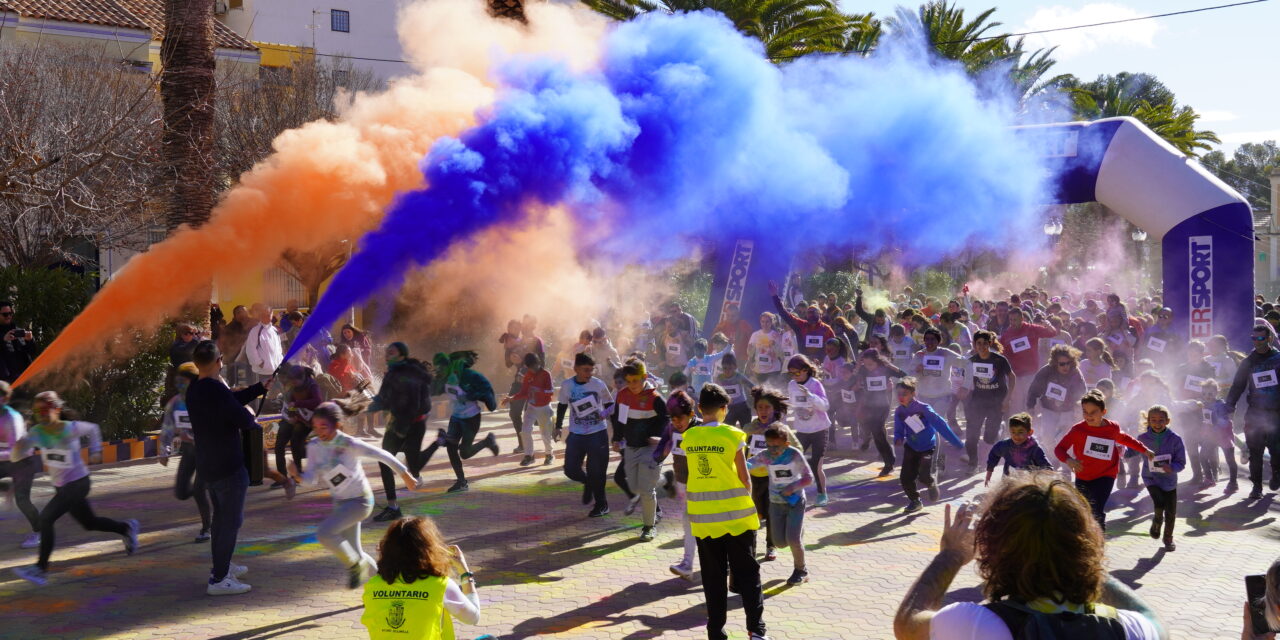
[447,480,470,493]
[878,465,894,478]
[625,495,641,515]
[669,561,694,581]
[1226,479,1239,494]
[588,505,610,518]
[543,454,555,466]
[763,548,777,562]
[1251,484,1264,500]
[373,506,402,522]
[19,533,39,549]
[123,519,140,555]
[485,433,500,457]
[814,493,829,507]
[519,455,535,467]
[347,559,371,589]
[640,526,655,542]
[903,500,923,514]
[786,568,809,586]
[1164,540,1176,552]
[13,564,47,586]
[1149,519,1162,539]
[283,477,297,501]
[750,634,772,640]
[268,481,283,489]
[194,530,211,543]
[230,563,248,578]
[510,444,523,455]
[925,483,940,502]
[207,576,251,596]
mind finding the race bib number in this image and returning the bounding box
[840,389,856,403]
[617,404,630,424]
[866,376,888,392]
[1010,337,1031,353]
[561,358,573,370]
[769,465,794,482]
[805,335,823,349]
[793,392,811,408]
[1082,436,1115,461]
[1044,383,1067,402]
[325,464,355,492]
[1253,370,1278,389]
[1152,454,1172,472]
[174,410,192,430]
[1184,375,1206,393]
[748,434,768,455]
[1202,408,1213,423]
[1147,337,1167,353]
[42,448,74,469]
[695,365,711,376]
[923,356,944,372]
[782,350,794,361]
[756,354,771,367]
[572,395,600,418]
[1049,338,1066,348]
[1107,333,1123,346]
[894,349,909,360]
[667,344,682,355]
[973,363,995,380]
[904,414,925,434]
[724,385,742,400]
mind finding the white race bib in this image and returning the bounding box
[667,344,682,355]
[782,350,795,361]
[724,385,742,401]
[923,356,944,371]
[894,349,909,360]
[1184,375,1206,393]
[904,414,925,434]
[756,354,771,366]
[1082,436,1115,461]
[1049,338,1066,348]
[748,434,768,456]
[324,463,355,492]
[769,464,796,483]
[561,358,573,370]
[793,392,811,408]
[866,376,888,392]
[695,365,711,376]
[805,335,823,349]
[840,389,856,403]
[1044,383,1067,402]
[1107,333,1123,346]
[42,448,74,469]
[617,404,630,424]
[1010,337,1031,353]
[174,410,192,430]
[1147,337,1167,353]
[973,363,994,380]
[1202,408,1213,423]
[1253,370,1279,389]
[1152,453,1172,472]
[572,395,600,418]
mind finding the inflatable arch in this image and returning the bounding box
[704,116,1254,344]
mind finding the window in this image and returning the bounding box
[330,9,349,32]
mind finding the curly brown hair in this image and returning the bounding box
[375,516,452,584]
[976,472,1106,605]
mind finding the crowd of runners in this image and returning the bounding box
[4,279,1280,639]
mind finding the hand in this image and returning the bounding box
[983,474,990,487]
[499,396,510,408]
[2,331,12,343]
[263,375,276,390]
[1066,458,1083,473]
[1144,450,1156,462]
[781,485,795,497]
[939,502,976,565]
[767,280,779,296]
[401,472,418,492]
[611,441,622,453]
[448,545,470,575]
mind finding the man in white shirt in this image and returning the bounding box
[242,303,282,385]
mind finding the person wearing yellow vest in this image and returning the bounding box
[362,516,481,640]
[684,384,769,640]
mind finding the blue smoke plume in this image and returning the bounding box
[286,11,1046,359]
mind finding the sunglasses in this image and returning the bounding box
[0,312,12,317]
[1253,336,1269,342]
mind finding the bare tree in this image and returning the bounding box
[161,0,217,231]
[279,241,349,307]
[0,45,162,268]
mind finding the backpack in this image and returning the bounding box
[983,600,1129,640]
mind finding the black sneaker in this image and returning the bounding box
[1270,473,1280,491]
[372,506,402,522]
[510,444,523,455]
[1250,484,1264,500]
[486,433,500,457]
[582,483,593,505]
[588,505,610,518]
[640,526,655,541]
[878,465,894,478]
[519,455,535,467]
[903,500,923,514]
[786,568,809,585]
[1149,519,1161,539]
[1226,479,1239,494]
[925,483,939,502]
[447,480,469,493]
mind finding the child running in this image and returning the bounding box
[715,353,755,427]
[984,413,1051,486]
[288,402,419,588]
[611,359,668,541]
[11,391,139,586]
[1199,379,1238,493]
[654,390,698,580]
[785,355,832,506]
[892,378,963,514]
[742,387,799,562]
[1054,389,1155,530]
[1125,405,1185,551]
[501,352,556,467]
[745,424,812,586]
[159,363,212,542]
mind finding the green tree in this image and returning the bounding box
[1203,141,1279,212]
[580,0,876,63]
[1066,72,1219,157]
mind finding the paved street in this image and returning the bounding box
[0,412,1273,639]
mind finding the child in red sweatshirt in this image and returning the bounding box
[1054,389,1154,531]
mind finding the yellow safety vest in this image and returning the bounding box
[361,574,454,640]
[683,422,760,538]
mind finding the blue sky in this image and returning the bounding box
[844,0,1278,153]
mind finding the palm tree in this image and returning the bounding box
[161,0,218,231]
[1067,73,1219,156]
[580,0,874,63]
[886,1,1016,75]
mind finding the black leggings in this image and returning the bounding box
[1075,475,1115,531]
[379,419,426,503]
[421,415,487,482]
[796,430,828,494]
[0,457,40,531]
[964,397,1004,465]
[275,420,312,476]
[38,476,128,570]
[174,442,211,532]
[858,406,894,467]
[1147,485,1177,541]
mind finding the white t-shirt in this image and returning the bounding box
[930,602,1160,640]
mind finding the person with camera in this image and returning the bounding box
[361,516,481,639]
[1245,559,1280,639]
[0,301,34,384]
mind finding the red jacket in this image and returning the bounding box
[511,369,554,407]
[1054,419,1149,481]
[999,322,1059,376]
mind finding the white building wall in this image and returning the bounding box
[220,0,411,80]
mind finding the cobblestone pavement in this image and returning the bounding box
[0,413,1274,639]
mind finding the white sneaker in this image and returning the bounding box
[19,532,40,549]
[230,563,248,578]
[668,561,694,581]
[207,575,252,596]
[625,495,641,515]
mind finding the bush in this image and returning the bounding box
[800,270,862,307]
[0,267,93,344]
[913,269,956,302]
[671,269,712,325]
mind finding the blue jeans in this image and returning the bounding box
[207,467,249,582]
[564,430,609,508]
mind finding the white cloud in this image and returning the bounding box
[1020,4,1159,59]
[1218,129,1280,145]
[1197,110,1239,123]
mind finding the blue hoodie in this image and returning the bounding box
[893,399,963,452]
[1127,428,1186,491]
